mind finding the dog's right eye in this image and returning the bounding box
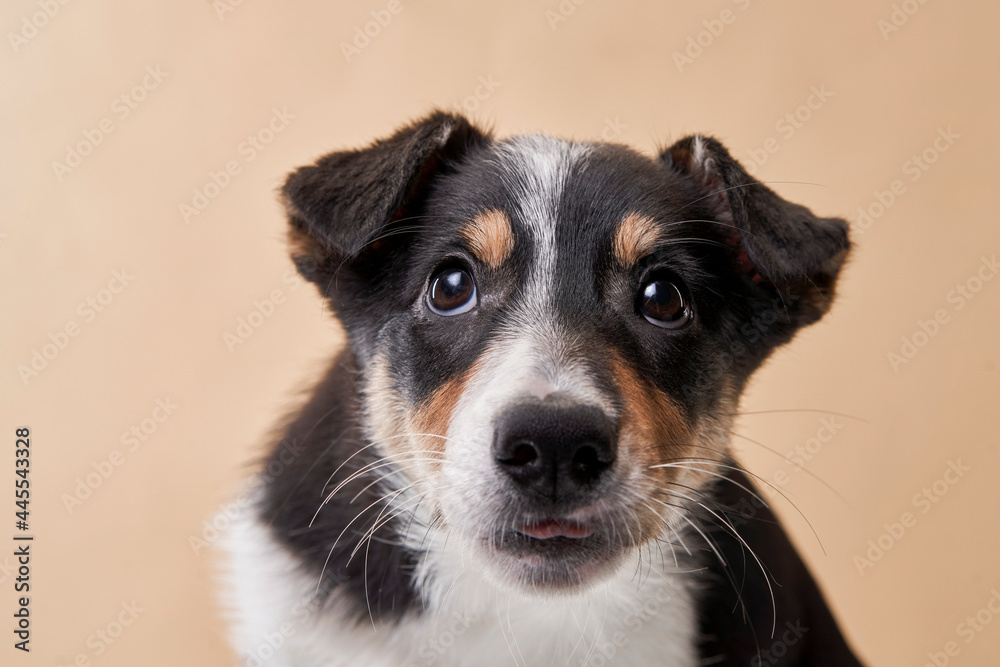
[427,268,477,315]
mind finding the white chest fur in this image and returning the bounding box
[223,510,699,667]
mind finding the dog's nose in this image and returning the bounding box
[492,402,617,505]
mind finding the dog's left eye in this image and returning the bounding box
[427,268,477,315]
[638,278,692,329]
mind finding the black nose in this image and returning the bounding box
[492,401,617,505]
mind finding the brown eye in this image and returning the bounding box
[427,268,477,315]
[639,279,692,328]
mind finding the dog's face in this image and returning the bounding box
[283,112,848,594]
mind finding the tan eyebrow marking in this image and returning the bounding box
[612,212,663,266]
[460,209,515,269]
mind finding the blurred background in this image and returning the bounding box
[3,1,998,665]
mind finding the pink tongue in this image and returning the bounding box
[520,519,593,540]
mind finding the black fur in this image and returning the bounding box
[259,352,420,623]
[693,467,863,666]
[255,110,863,663]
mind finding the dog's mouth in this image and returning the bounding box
[516,518,594,540]
[479,510,630,591]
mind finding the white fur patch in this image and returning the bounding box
[224,508,699,667]
[222,501,330,667]
[492,134,588,315]
[691,135,706,169]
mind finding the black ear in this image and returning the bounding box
[662,135,850,324]
[282,110,490,285]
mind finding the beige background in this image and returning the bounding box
[3,1,999,665]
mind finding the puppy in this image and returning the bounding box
[224,111,864,666]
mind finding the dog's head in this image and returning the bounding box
[283,111,848,594]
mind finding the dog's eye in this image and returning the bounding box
[638,278,692,328]
[427,268,477,315]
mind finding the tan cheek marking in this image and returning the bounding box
[363,355,477,497]
[612,212,662,266]
[608,355,689,467]
[363,355,411,458]
[407,359,485,463]
[461,209,515,269]
[608,354,707,539]
[410,379,465,455]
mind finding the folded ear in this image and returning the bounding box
[662,135,850,324]
[282,110,490,284]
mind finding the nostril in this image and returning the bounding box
[503,440,539,467]
[571,443,613,482]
